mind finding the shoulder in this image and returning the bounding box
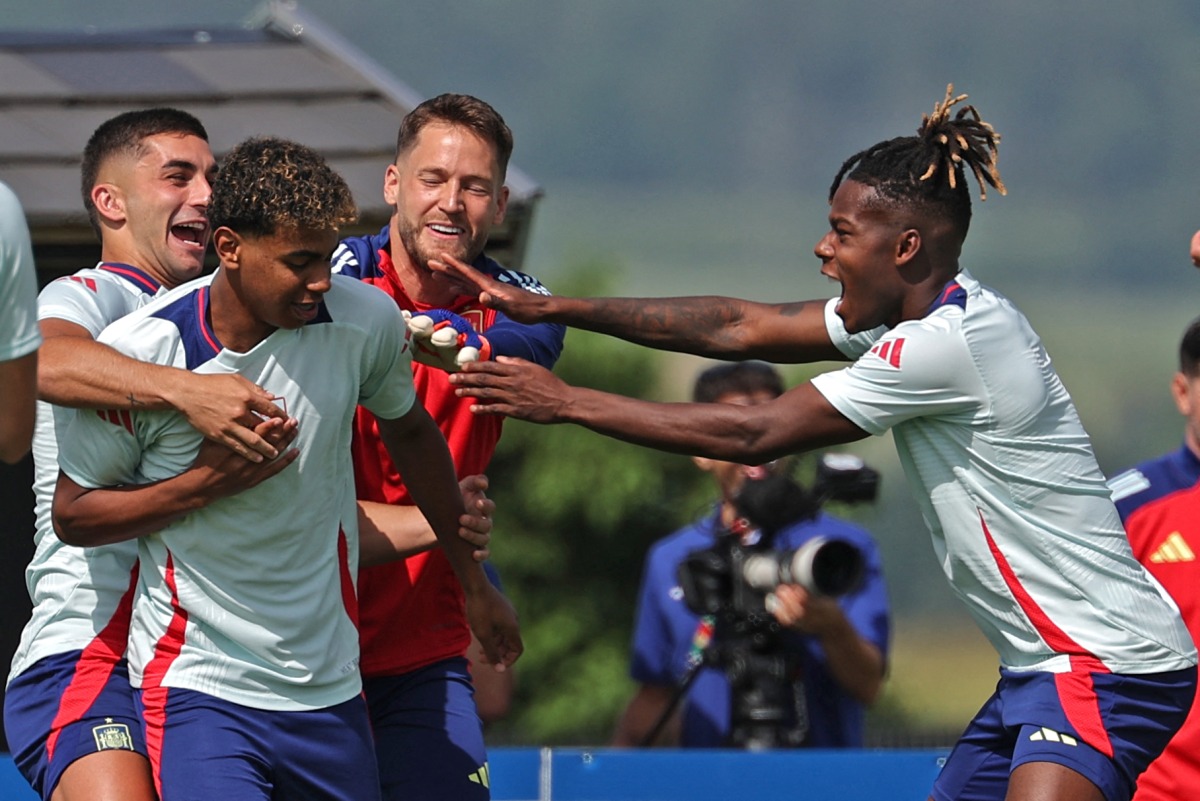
[477,255,554,297]
[326,274,403,316]
[647,519,715,563]
[333,227,389,278]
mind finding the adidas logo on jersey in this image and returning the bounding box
[869,338,905,368]
[1029,727,1078,746]
[1149,532,1196,564]
[467,762,491,789]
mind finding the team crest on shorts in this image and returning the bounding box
[92,718,135,752]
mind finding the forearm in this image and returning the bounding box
[553,384,855,464]
[0,350,37,463]
[53,470,220,546]
[611,685,678,747]
[39,334,189,411]
[377,408,487,593]
[357,500,438,567]
[815,618,886,705]
[545,295,842,363]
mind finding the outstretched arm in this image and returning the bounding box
[450,356,869,464]
[431,254,845,363]
[40,318,287,461]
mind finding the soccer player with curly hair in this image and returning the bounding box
[49,137,518,801]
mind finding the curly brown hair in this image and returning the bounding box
[209,137,357,238]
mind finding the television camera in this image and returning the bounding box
[659,453,879,750]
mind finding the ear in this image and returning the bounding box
[492,184,509,226]
[383,163,401,206]
[1172,372,1192,417]
[91,183,126,225]
[894,228,922,265]
[212,227,242,270]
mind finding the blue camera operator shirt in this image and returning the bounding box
[628,508,891,747]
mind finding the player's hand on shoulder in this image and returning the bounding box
[428,253,548,323]
[404,308,491,372]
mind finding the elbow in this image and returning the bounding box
[52,501,97,547]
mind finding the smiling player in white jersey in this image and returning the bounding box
[49,136,518,801]
[440,85,1197,801]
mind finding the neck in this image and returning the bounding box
[101,243,174,289]
[208,270,274,353]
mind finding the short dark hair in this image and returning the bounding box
[693,361,784,404]
[208,137,357,238]
[829,84,1006,238]
[81,107,209,237]
[1179,316,1200,377]
[396,93,513,179]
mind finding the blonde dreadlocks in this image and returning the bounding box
[829,84,1006,235]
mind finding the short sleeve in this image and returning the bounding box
[356,289,417,421]
[811,315,983,436]
[824,297,886,359]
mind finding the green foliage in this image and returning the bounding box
[483,263,716,745]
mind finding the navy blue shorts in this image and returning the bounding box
[932,665,1196,801]
[136,687,380,801]
[4,649,147,800]
[364,656,490,801]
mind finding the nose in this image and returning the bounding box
[438,182,464,213]
[193,174,212,209]
[814,231,834,261]
[308,263,333,295]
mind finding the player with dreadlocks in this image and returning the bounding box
[436,84,1198,801]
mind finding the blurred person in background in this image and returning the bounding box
[612,361,889,749]
[1108,310,1200,801]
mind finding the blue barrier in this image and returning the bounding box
[2,747,947,800]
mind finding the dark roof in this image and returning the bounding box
[0,1,542,279]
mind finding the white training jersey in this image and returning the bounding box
[56,272,417,711]
[811,270,1195,675]
[8,263,165,685]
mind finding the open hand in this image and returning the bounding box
[429,254,550,324]
[449,356,570,422]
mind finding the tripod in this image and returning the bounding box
[640,612,807,750]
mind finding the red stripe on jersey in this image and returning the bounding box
[140,552,190,794]
[68,276,98,293]
[338,527,359,628]
[979,512,1114,756]
[869,339,905,368]
[44,563,139,759]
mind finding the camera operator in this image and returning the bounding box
[611,362,891,749]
